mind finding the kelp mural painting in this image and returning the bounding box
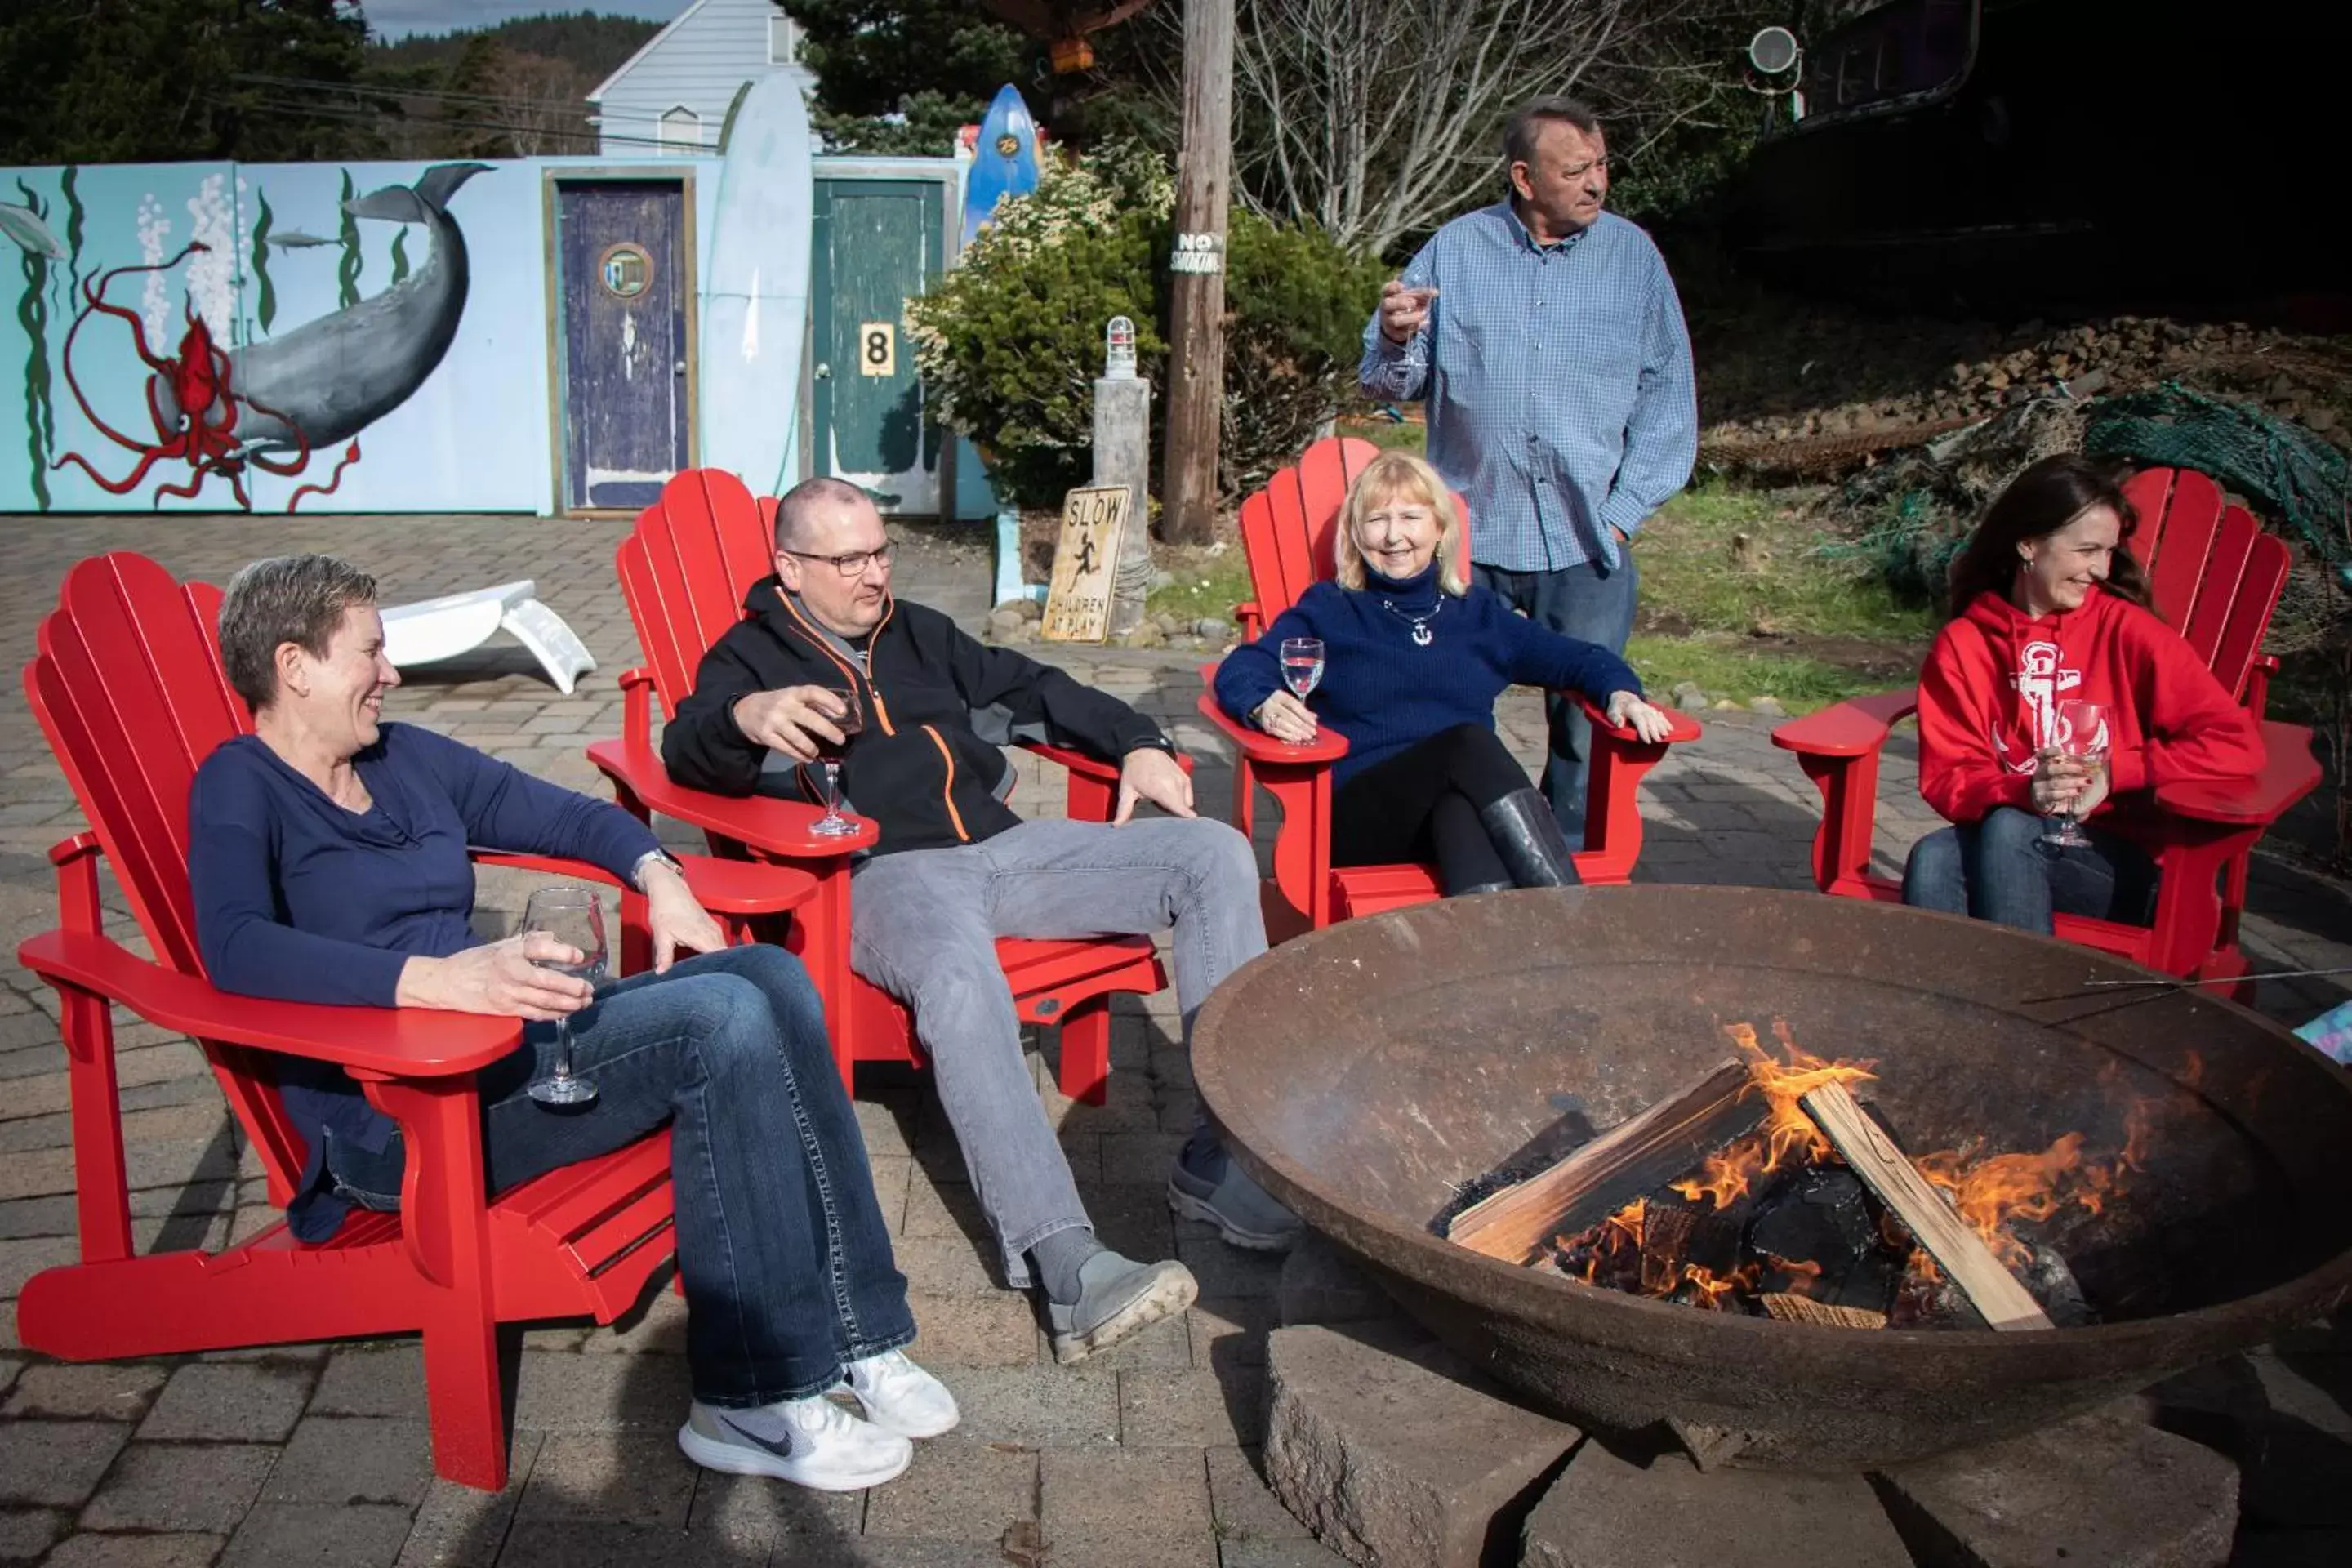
[3,180,65,510]
[7,161,492,513]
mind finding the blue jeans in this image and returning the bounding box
[849,817,1266,1286]
[1901,807,2161,936]
[325,944,911,1407]
[1472,555,1641,840]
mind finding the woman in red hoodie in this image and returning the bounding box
[1904,454,2265,933]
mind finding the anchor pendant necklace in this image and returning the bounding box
[1379,596,1441,646]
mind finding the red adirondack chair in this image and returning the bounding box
[14,552,818,1490]
[1771,466,2320,988]
[1196,437,1703,937]
[586,467,1167,1105]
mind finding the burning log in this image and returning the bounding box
[1758,1294,1887,1330]
[1798,1081,2056,1332]
[1446,1061,1758,1265]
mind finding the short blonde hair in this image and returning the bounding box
[1334,451,1468,595]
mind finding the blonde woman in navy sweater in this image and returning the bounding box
[1215,452,1673,892]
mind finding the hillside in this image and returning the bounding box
[366,11,662,80]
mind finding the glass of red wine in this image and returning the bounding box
[809,686,866,837]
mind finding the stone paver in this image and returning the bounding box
[138,1359,316,1441]
[0,510,2340,1565]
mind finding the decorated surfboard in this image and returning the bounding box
[700,74,815,497]
[960,84,1041,249]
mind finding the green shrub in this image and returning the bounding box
[906,145,1386,510]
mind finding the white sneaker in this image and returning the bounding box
[677,1396,912,1490]
[835,1349,960,1438]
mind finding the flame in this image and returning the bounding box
[1535,1019,2165,1325]
[1669,1022,1877,1210]
[1678,1262,1761,1311]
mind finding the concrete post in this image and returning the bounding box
[1095,315,1154,636]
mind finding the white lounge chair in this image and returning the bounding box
[380,581,596,696]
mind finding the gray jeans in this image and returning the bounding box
[849,817,1266,1285]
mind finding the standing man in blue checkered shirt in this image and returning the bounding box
[1360,96,1698,840]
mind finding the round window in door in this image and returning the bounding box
[599,242,654,300]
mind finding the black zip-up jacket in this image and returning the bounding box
[662,577,1173,858]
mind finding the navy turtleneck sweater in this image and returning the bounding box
[1214,564,1642,786]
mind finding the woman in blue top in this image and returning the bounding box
[1215,452,1671,893]
[188,555,951,1494]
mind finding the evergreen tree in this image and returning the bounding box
[0,0,372,166]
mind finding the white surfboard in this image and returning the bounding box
[700,74,814,497]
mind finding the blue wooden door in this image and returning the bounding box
[559,181,690,510]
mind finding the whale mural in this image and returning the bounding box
[42,162,490,511]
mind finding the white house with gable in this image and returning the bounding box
[587,0,813,158]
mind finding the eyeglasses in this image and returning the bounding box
[782,542,896,577]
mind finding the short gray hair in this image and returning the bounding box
[1503,96,1601,169]
[773,476,870,550]
[218,555,378,712]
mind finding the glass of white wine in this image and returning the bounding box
[522,886,607,1107]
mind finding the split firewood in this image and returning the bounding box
[1758,1293,1888,1330]
[1447,1060,1758,1264]
[1797,1080,2055,1331]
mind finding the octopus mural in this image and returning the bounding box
[1,162,488,513]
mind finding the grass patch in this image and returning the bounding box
[1147,550,1256,626]
[1624,635,1900,715]
[1635,480,1931,644]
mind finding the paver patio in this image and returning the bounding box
[0,512,2344,1566]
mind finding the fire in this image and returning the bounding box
[1535,1019,2165,1327]
[1669,1022,1876,1211]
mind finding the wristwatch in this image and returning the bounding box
[630,849,686,891]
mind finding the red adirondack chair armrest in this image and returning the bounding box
[1017,738,1194,826]
[1574,694,1704,746]
[620,667,660,746]
[1771,687,1923,760]
[1770,688,1922,898]
[1016,739,1196,783]
[2149,721,2321,826]
[16,928,523,1078]
[586,737,880,858]
[470,851,818,917]
[1192,692,1352,766]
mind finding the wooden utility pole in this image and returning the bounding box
[1159,0,1234,546]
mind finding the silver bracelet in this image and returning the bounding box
[630,849,684,892]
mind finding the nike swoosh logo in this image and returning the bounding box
[714,1412,800,1458]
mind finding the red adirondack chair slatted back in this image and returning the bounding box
[2118,466,2291,702]
[1238,436,1474,623]
[25,552,310,1195]
[617,470,777,719]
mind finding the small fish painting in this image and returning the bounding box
[268,229,338,250]
[0,203,65,259]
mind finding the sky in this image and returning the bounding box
[363,1,694,41]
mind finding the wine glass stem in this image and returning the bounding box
[550,1018,573,1081]
[824,760,841,817]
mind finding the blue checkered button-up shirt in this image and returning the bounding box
[1359,204,1698,575]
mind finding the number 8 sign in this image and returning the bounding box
[858,322,897,377]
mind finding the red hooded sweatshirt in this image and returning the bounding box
[1915,586,2265,826]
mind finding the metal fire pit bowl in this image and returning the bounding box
[1192,886,2352,1472]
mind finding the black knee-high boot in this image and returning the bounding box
[1478,788,1583,889]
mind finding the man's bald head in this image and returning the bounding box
[773,476,871,551]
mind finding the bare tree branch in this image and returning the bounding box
[1209,0,1753,255]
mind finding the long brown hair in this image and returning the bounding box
[1944,453,2155,621]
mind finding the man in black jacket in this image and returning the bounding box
[662,479,1297,1362]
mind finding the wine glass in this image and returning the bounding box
[523,886,607,1107]
[809,686,866,837]
[2041,698,2109,849]
[1279,638,1325,700]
